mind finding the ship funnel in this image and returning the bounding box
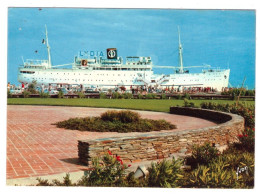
[107,48,117,59]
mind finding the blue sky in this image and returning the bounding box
[8,8,255,89]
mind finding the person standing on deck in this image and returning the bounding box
[7,82,10,91]
[41,83,45,93]
[21,82,25,92]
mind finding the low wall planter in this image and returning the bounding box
[78,107,244,166]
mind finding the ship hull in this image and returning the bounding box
[18,68,230,91]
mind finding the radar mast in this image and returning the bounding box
[178,26,184,74]
[45,24,52,68]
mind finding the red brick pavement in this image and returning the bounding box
[7,105,216,179]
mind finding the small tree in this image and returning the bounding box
[77,92,85,98]
[22,90,31,98]
[28,80,37,94]
[7,90,12,98]
[100,92,107,99]
[58,91,64,98]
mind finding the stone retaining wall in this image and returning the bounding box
[169,107,232,123]
[78,107,244,166]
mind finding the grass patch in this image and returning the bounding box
[54,110,176,133]
[7,98,255,113]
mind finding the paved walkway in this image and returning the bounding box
[7,105,216,180]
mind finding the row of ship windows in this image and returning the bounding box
[42,73,143,77]
[20,71,35,74]
[31,78,133,82]
[29,77,219,82]
[92,67,150,71]
[21,72,222,79]
[21,71,222,77]
[32,76,220,81]
[127,63,148,65]
[180,79,220,81]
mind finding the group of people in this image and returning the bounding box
[182,86,217,94]
[128,85,218,95]
[8,81,224,95]
[8,82,47,94]
[7,82,28,92]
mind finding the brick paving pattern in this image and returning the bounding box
[7,105,216,179]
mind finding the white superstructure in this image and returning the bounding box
[18,26,230,91]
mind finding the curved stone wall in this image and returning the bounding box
[78,107,244,166]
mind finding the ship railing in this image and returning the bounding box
[202,68,229,72]
[23,65,47,69]
[23,59,49,67]
[156,75,170,85]
[136,74,151,85]
[24,59,48,64]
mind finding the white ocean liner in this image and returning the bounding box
[18,26,230,91]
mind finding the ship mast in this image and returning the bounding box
[178,26,184,74]
[45,24,52,69]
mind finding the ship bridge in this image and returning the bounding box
[126,56,152,66]
[22,59,49,69]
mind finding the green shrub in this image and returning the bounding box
[218,151,254,171]
[118,110,140,123]
[28,80,37,94]
[200,102,255,154]
[183,98,195,107]
[58,91,64,98]
[7,90,12,98]
[221,88,254,97]
[201,102,231,112]
[107,89,112,94]
[221,91,228,95]
[39,92,49,98]
[232,93,237,100]
[112,92,124,99]
[123,93,133,99]
[186,143,220,168]
[237,127,255,152]
[184,93,190,99]
[125,171,148,187]
[36,173,76,186]
[147,157,184,187]
[219,152,254,187]
[77,152,129,187]
[200,102,255,128]
[77,92,85,98]
[183,150,254,188]
[145,93,156,99]
[35,146,254,188]
[245,90,255,96]
[177,94,182,100]
[161,93,167,99]
[37,151,131,187]
[54,110,176,133]
[99,92,107,99]
[22,90,31,98]
[183,162,238,188]
[101,110,140,123]
[112,92,118,99]
[36,178,53,186]
[137,94,143,99]
[55,117,176,133]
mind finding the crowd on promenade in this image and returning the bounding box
[8,81,233,96]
